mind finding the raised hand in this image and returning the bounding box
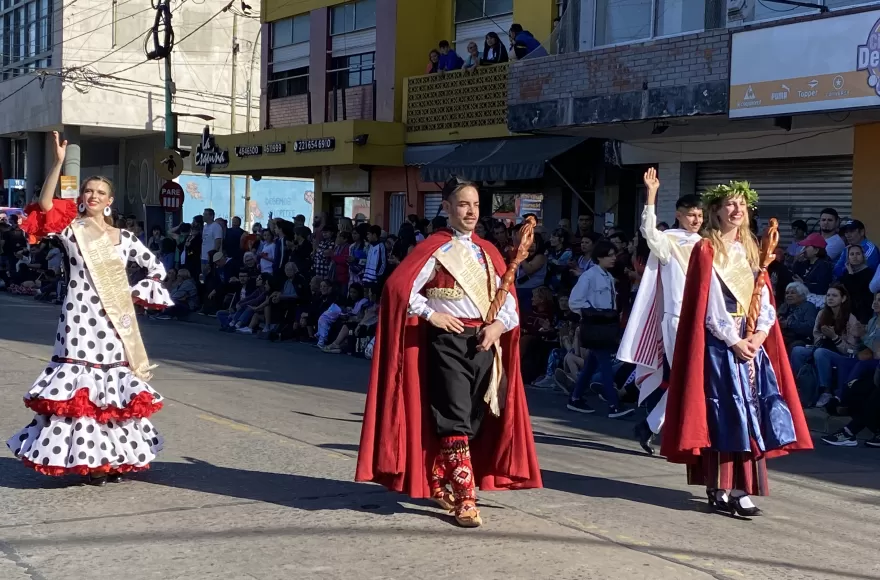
[51,131,68,166]
[643,167,660,203]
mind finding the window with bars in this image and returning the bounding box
[329,52,374,89]
[0,0,52,80]
[268,66,309,98]
[454,0,513,23]
[330,0,376,35]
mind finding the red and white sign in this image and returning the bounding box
[159,181,184,210]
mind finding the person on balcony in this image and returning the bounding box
[508,24,547,60]
[481,32,509,65]
[462,41,481,71]
[437,40,463,71]
[426,49,440,74]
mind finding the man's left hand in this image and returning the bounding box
[477,320,505,352]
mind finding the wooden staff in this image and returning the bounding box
[746,217,780,337]
[486,216,537,323]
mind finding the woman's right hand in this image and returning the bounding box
[732,339,758,361]
[51,131,68,166]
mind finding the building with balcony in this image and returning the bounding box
[203,0,602,232]
[0,0,260,220]
[507,0,880,240]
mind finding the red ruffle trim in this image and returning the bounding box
[24,388,163,422]
[22,458,150,477]
[21,199,78,243]
[133,297,169,311]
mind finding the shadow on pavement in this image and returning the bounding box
[541,469,700,512]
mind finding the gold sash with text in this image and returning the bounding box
[70,220,156,381]
[433,239,505,416]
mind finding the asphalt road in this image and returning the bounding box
[0,293,878,580]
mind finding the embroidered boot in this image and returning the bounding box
[445,435,482,528]
[430,448,455,511]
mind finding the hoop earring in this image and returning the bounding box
[103,206,112,217]
[78,202,86,213]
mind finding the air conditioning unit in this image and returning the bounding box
[727,0,753,23]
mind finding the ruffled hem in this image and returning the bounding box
[21,199,78,243]
[21,458,150,477]
[131,279,174,310]
[24,388,163,422]
[28,361,163,412]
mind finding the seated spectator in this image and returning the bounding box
[462,41,481,71]
[157,268,199,320]
[778,282,819,350]
[545,228,573,291]
[234,273,276,335]
[790,283,863,410]
[516,236,547,314]
[570,233,598,278]
[147,226,165,253]
[201,252,239,315]
[520,286,557,384]
[437,40,462,71]
[481,32,509,65]
[330,231,352,288]
[792,232,833,305]
[241,251,259,277]
[534,289,580,390]
[784,220,808,268]
[837,244,875,323]
[261,262,310,338]
[316,283,369,349]
[306,278,337,344]
[322,285,380,354]
[508,24,547,60]
[834,219,879,278]
[217,270,259,330]
[822,363,880,448]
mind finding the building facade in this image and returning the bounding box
[0,0,260,220]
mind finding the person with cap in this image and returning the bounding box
[784,220,808,268]
[818,208,845,262]
[834,219,879,278]
[792,232,834,303]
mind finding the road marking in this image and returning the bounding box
[617,534,651,546]
[198,414,253,432]
[722,569,745,577]
[670,554,695,561]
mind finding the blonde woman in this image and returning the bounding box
[662,181,812,517]
[7,132,173,486]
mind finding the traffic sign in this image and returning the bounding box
[155,148,184,180]
[159,180,184,210]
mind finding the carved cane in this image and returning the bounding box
[746,217,780,338]
[486,216,537,323]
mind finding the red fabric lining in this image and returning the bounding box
[661,240,813,465]
[20,199,78,243]
[355,229,542,498]
[24,388,163,422]
[133,297,169,311]
[22,458,150,477]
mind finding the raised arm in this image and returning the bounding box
[641,167,672,264]
[38,132,68,212]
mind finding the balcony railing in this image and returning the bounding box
[403,62,509,136]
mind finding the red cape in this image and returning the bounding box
[660,240,813,464]
[355,229,542,497]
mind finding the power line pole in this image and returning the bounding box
[243,25,261,230]
[229,12,238,220]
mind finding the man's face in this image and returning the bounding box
[676,207,703,233]
[322,229,334,241]
[439,45,449,55]
[442,185,479,233]
[320,281,332,295]
[819,213,839,234]
[203,210,213,223]
[610,235,625,251]
[232,217,241,228]
[793,226,806,240]
[845,228,865,245]
[597,252,616,270]
[849,245,866,266]
[239,273,249,286]
[367,232,378,243]
[285,263,296,278]
[558,219,571,231]
[494,227,508,243]
[578,215,593,232]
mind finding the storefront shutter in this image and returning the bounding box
[696,156,852,245]
[424,192,447,219]
[389,193,406,235]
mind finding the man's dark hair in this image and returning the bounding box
[592,240,618,261]
[324,223,338,235]
[294,225,311,239]
[439,40,450,48]
[676,194,702,211]
[407,214,419,224]
[368,224,382,238]
[441,176,477,201]
[609,231,629,244]
[820,207,839,219]
[294,214,306,223]
[510,23,523,35]
[204,208,215,217]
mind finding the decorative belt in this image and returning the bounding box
[51,356,130,371]
[426,286,465,300]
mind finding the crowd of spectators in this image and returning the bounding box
[425,23,545,74]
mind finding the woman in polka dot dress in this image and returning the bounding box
[6,132,174,486]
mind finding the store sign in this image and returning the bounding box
[266,142,286,154]
[729,10,880,118]
[235,144,263,158]
[194,126,229,175]
[294,137,335,152]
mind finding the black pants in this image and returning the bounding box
[846,375,880,435]
[427,326,494,438]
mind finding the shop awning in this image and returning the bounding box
[404,144,460,166]
[419,136,586,183]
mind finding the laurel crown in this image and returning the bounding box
[701,180,759,209]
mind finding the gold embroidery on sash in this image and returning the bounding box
[70,221,156,381]
[713,248,754,312]
[426,286,465,300]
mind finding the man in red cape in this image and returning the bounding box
[661,226,812,516]
[356,179,542,527]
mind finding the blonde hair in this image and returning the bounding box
[78,175,115,226]
[703,195,760,271]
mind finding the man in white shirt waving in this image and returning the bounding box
[618,168,703,454]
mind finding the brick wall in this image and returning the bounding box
[325,84,374,122]
[508,29,730,131]
[267,94,310,128]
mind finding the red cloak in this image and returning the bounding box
[660,240,813,464]
[355,229,543,498]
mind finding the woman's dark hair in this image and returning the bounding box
[551,228,570,248]
[349,282,364,300]
[394,222,417,258]
[354,222,370,243]
[482,32,509,62]
[257,272,274,290]
[151,225,162,235]
[592,240,618,263]
[294,225,311,240]
[337,230,353,244]
[179,223,192,235]
[819,282,852,334]
[580,232,600,249]
[529,234,546,257]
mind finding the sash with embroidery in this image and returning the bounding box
[432,238,506,416]
[70,220,156,381]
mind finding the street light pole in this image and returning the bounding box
[229,12,239,220]
[243,25,261,230]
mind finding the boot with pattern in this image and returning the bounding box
[430,448,455,511]
[444,435,482,527]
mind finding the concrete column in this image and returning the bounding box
[259,23,270,130]
[62,125,82,190]
[374,0,396,122]
[26,132,46,202]
[656,161,696,225]
[853,123,880,239]
[309,8,331,124]
[0,137,9,204]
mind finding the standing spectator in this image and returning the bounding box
[819,207,845,262]
[348,224,369,286]
[338,216,354,234]
[313,224,336,280]
[571,214,595,248]
[290,225,313,276]
[437,40,463,71]
[567,240,633,418]
[516,236,548,314]
[178,223,202,273]
[509,24,547,59]
[838,244,876,323]
[147,225,165,253]
[258,229,276,274]
[391,222,417,263]
[426,49,440,74]
[792,232,833,303]
[784,220,808,267]
[481,32,509,65]
[312,212,329,242]
[330,230,352,288]
[201,208,224,275]
[519,286,557,384]
[363,225,387,287]
[545,228,572,291]
[462,41,481,71]
[225,216,244,260]
[778,282,819,350]
[159,236,177,272]
[834,219,879,278]
[570,232,598,278]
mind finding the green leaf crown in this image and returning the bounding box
[701,181,758,209]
